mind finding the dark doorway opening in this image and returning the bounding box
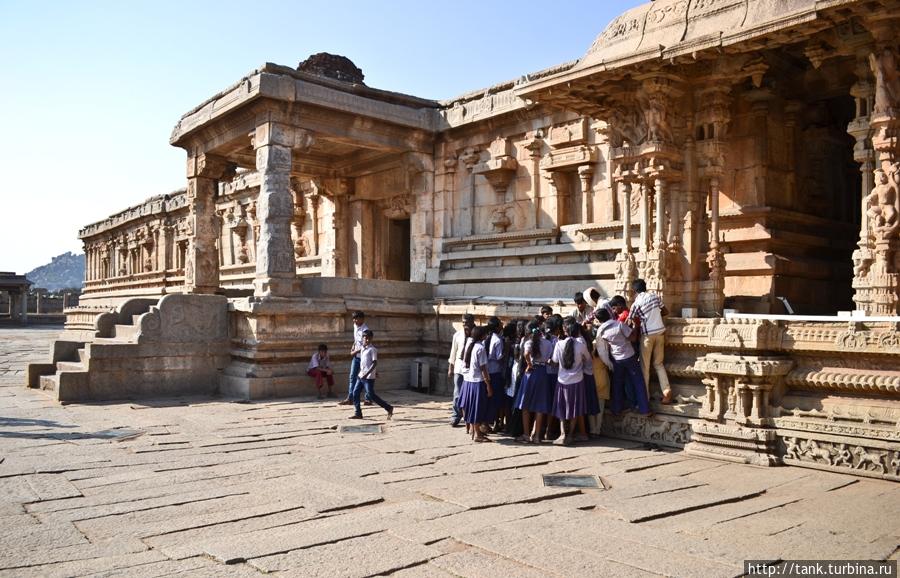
[386,218,411,282]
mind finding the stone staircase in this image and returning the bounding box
[28,300,156,401]
[27,294,228,402]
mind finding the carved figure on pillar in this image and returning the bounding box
[865,166,899,241]
[870,48,900,116]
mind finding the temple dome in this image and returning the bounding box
[576,0,822,71]
[297,53,365,85]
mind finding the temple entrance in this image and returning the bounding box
[385,218,410,281]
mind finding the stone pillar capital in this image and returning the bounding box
[186,154,231,180]
[252,123,315,151]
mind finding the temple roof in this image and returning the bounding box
[577,0,837,71]
[519,0,860,98]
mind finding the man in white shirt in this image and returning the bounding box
[628,278,672,404]
[447,314,475,427]
[340,310,371,406]
[571,292,591,326]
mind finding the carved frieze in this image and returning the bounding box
[602,413,692,448]
[780,434,899,481]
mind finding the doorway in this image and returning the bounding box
[385,218,411,281]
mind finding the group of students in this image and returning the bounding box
[448,278,671,444]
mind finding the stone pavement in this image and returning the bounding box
[0,327,898,577]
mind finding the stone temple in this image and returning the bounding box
[27,1,900,481]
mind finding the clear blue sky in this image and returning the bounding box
[0,0,641,273]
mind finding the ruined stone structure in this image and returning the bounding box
[29,0,900,481]
[0,273,31,324]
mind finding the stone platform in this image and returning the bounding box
[1,327,898,577]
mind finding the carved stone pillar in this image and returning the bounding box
[252,123,311,297]
[654,177,666,251]
[461,149,479,235]
[350,197,375,279]
[322,178,353,278]
[578,166,594,224]
[544,172,570,227]
[440,154,457,239]
[407,152,434,283]
[157,224,169,272]
[614,180,637,300]
[854,32,900,314]
[310,193,320,256]
[289,178,308,262]
[525,134,544,230]
[185,153,228,294]
[639,180,650,251]
[704,176,726,314]
[642,177,668,300]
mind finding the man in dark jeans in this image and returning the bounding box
[339,310,371,406]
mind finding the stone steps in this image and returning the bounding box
[39,374,58,392]
[112,324,139,341]
[26,297,159,402]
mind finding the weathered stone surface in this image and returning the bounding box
[430,549,549,578]
[247,531,438,575]
[2,329,900,575]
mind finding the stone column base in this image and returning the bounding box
[684,421,780,466]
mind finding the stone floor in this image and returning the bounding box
[0,326,898,577]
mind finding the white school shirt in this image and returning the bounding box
[358,345,378,380]
[598,319,635,360]
[551,337,591,385]
[351,322,369,357]
[449,328,467,375]
[308,352,331,371]
[487,333,504,374]
[576,336,593,375]
[595,337,614,371]
[462,341,488,383]
[523,336,553,365]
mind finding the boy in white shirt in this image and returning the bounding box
[349,330,394,420]
[340,310,371,406]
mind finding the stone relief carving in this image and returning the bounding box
[865,166,899,241]
[870,48,900,116]
[602,414,692,447]
[383,195,414,219]
[781,435,897,479]
[490,206,512,233]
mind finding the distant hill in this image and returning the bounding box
[26,252,85,292]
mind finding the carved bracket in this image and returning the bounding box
[473,137,519,198]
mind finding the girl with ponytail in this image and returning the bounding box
[458,326,494,442]
[513,319,554,443]
[549,319,591,445]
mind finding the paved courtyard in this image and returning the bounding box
[0,327,897,577]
